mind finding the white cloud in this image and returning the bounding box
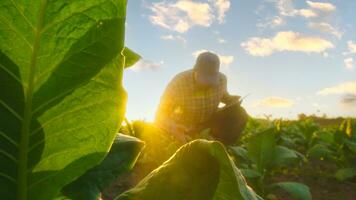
[257,16,285,28]
[149,1,213,33]
[317,82,356,95]
[274,0,336,19]
[209,0,231,23]
[148,0,231,33]
[298,8,318,18]
[175,1,213,26]
[344,58,354,70]
[275,0,317,18]
[193,50,234,66]
[130,59,164,72]
[347,41,356,54]
[219,55,234,66]
[271,16,284,26]
[241,37,275,56]
[253,97,295,108]
[306,1,336,12]
[312,102,328,108]
[343,41,356,56]
[161,34,174,40]
[217,38,227,44]
[241,31,334,56]
[275,0,297,16]
[308,22,342,38]
[161,34,187,43]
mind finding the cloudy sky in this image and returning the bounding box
[124,0,356,121]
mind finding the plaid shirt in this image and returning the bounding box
[155,69,230,130]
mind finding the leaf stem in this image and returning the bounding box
[17,1,47,200]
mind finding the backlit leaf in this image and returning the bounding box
[116,140,262,200]
[0,1,129,199]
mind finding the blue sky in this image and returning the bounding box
[123,0,356,121]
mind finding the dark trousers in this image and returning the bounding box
[202,103,249,145]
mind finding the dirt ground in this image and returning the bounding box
[102,163,155,200]
[271,174,356,200]
[102,163,356,200]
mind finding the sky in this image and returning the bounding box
[123,0,356,121]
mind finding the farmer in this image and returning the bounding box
[155,51,248,145]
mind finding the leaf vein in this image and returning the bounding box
[0,131,18,147]
[0,15,33,49]
[0,62,23,86]
[32,87,74,115]
[0,100,23,121]
[41,1,107,33]
[9,0,35,30]
[0,172,16,183]
[33,33,112,85]
[28,120,104,153]
[30,98,114,137]
[28,149,80,189]
[0,150,18,163]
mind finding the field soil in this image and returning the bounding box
[102,163,156,200]
[102,163,356,200]
[271,175,356,200]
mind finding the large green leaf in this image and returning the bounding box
[240,169,262,179]
[0,1,128,199]
[116,140,262,200]
[270,182,312,200]
[272,145,300,167]
[317,130,335,144]
[335,168,356,181]
[247,129,276,172]
[307,144,335,160]
[229,146,250,162]
[60,134,144,200]
[345,140,356,153]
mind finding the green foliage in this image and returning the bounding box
[1,1,354,199]
[129,120,182,167]
[240,169,262,179]
[273,145,301,167]
[229,146,250,162]
[270,182,312,200]
[61,134,144,200]
[247,129,277,172]
[231,124,310,199]
[123,47,141,68]
[116,140,262,200]
[335,168,356,181]
[307,144,336,160]
[303,119,356,175]
[0,0,138,199]
[117,117,356,200]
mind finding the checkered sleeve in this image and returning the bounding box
[220,74,231,104]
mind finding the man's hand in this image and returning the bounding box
[224,95,241,106]
[159,119,190,143]
[170,124,190,143]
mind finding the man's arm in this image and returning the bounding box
[221,74,241,106]
[155,81,189,142]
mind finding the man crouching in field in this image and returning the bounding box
[155,52,248,145]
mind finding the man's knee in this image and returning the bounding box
[210,104,249,145]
